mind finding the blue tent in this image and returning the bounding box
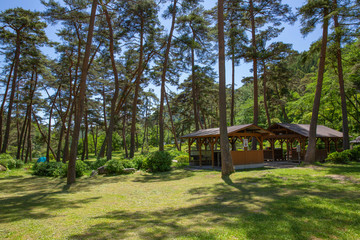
[37,157,47,163]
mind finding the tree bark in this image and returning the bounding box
[103,5,120,160]
[218,0,234,177]
[2,31,21,153]
[67,0,97,184]
[130,18,144,158]
[333,0,350,150]
[159,0,177,151]
[122,113,128,158]
[0,61,14,149]
[81,99,89,160]
[165,90,180,151]
[32,112,57,159]
[191,44,200,133]
[305,8,329,163]
[249,0,258,150]
[231,49,235,126]
[263,64,271,127]
[46,87,60,162]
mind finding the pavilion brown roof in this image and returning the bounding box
[269,123,343,138]
[181,124,272,138]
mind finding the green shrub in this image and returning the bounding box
[143,151,172,172]
[0,153,17,169]
[121,159,136,169]
[91,158,108,170]
[168,149,185,159]
[326,150,353,164]
[132,155,146,170]
[174,155,189,167]
[32,160,88,178]
[14,159,24,168]
[350,146,360,162]
[32,162,66,177]
[105,159,124,174]
[75,160,89,177]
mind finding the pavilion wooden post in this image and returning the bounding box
[280,140,284,161]
[198,139,202,166]
[210,137,218,168]
[188,138,191,164]
[286,139,290,161]
[335,139,338,152]
[244,137,248,151]
[271,139,275,161]
[325,138,329,153]
[256,136,263,150]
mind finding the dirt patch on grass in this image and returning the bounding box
[325,174,359,184]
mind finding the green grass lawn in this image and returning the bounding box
[1,163,360,240]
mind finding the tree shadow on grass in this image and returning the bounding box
[0,189,100,224]
[319,163,360,176]
[70,173,360,240]
[131,169,195,183]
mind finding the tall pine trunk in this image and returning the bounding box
[333,0,349,150]
[159,0,177,151]
[305,8,329,163]
[231,49,235,126]
[218,0,234,177]
[0,61,14,149]
[130,19,144,158]
[249,0,258,150]
[263,64,271,127]
[67,0,97,184]
[2,32,21,153]
[103,5,120,160]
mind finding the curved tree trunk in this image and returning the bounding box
[159,0,177,151]
[2,32,21,153]
[67,0,97,184]
[305,8,329,164]
[103,5,120,160]
[0,61,14,150]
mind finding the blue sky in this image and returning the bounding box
[0,0,322,95]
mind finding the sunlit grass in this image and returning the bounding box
[1,162,360,239]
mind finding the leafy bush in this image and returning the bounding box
[143,151,172,172]
[0,153,23,169]
[105,159,124,174]
[326,149,358,164]
[32,162,66,177]
[168,149,185,159]
[174,155,189,167]
[121,159,136,169]
[132,155,146,170]
[350,146,360,162]
[14,159,24,168]
[75,160,89,177]
[91,158,108,170]
[32,160,88,178]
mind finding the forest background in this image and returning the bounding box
[0,0,359,182]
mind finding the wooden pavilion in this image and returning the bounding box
[264,123,344,162]
[181,124,273,169]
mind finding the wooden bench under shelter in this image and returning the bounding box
[265,123,344,162]
[180,124,274,169]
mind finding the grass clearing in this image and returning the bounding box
[1,163,360,239]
